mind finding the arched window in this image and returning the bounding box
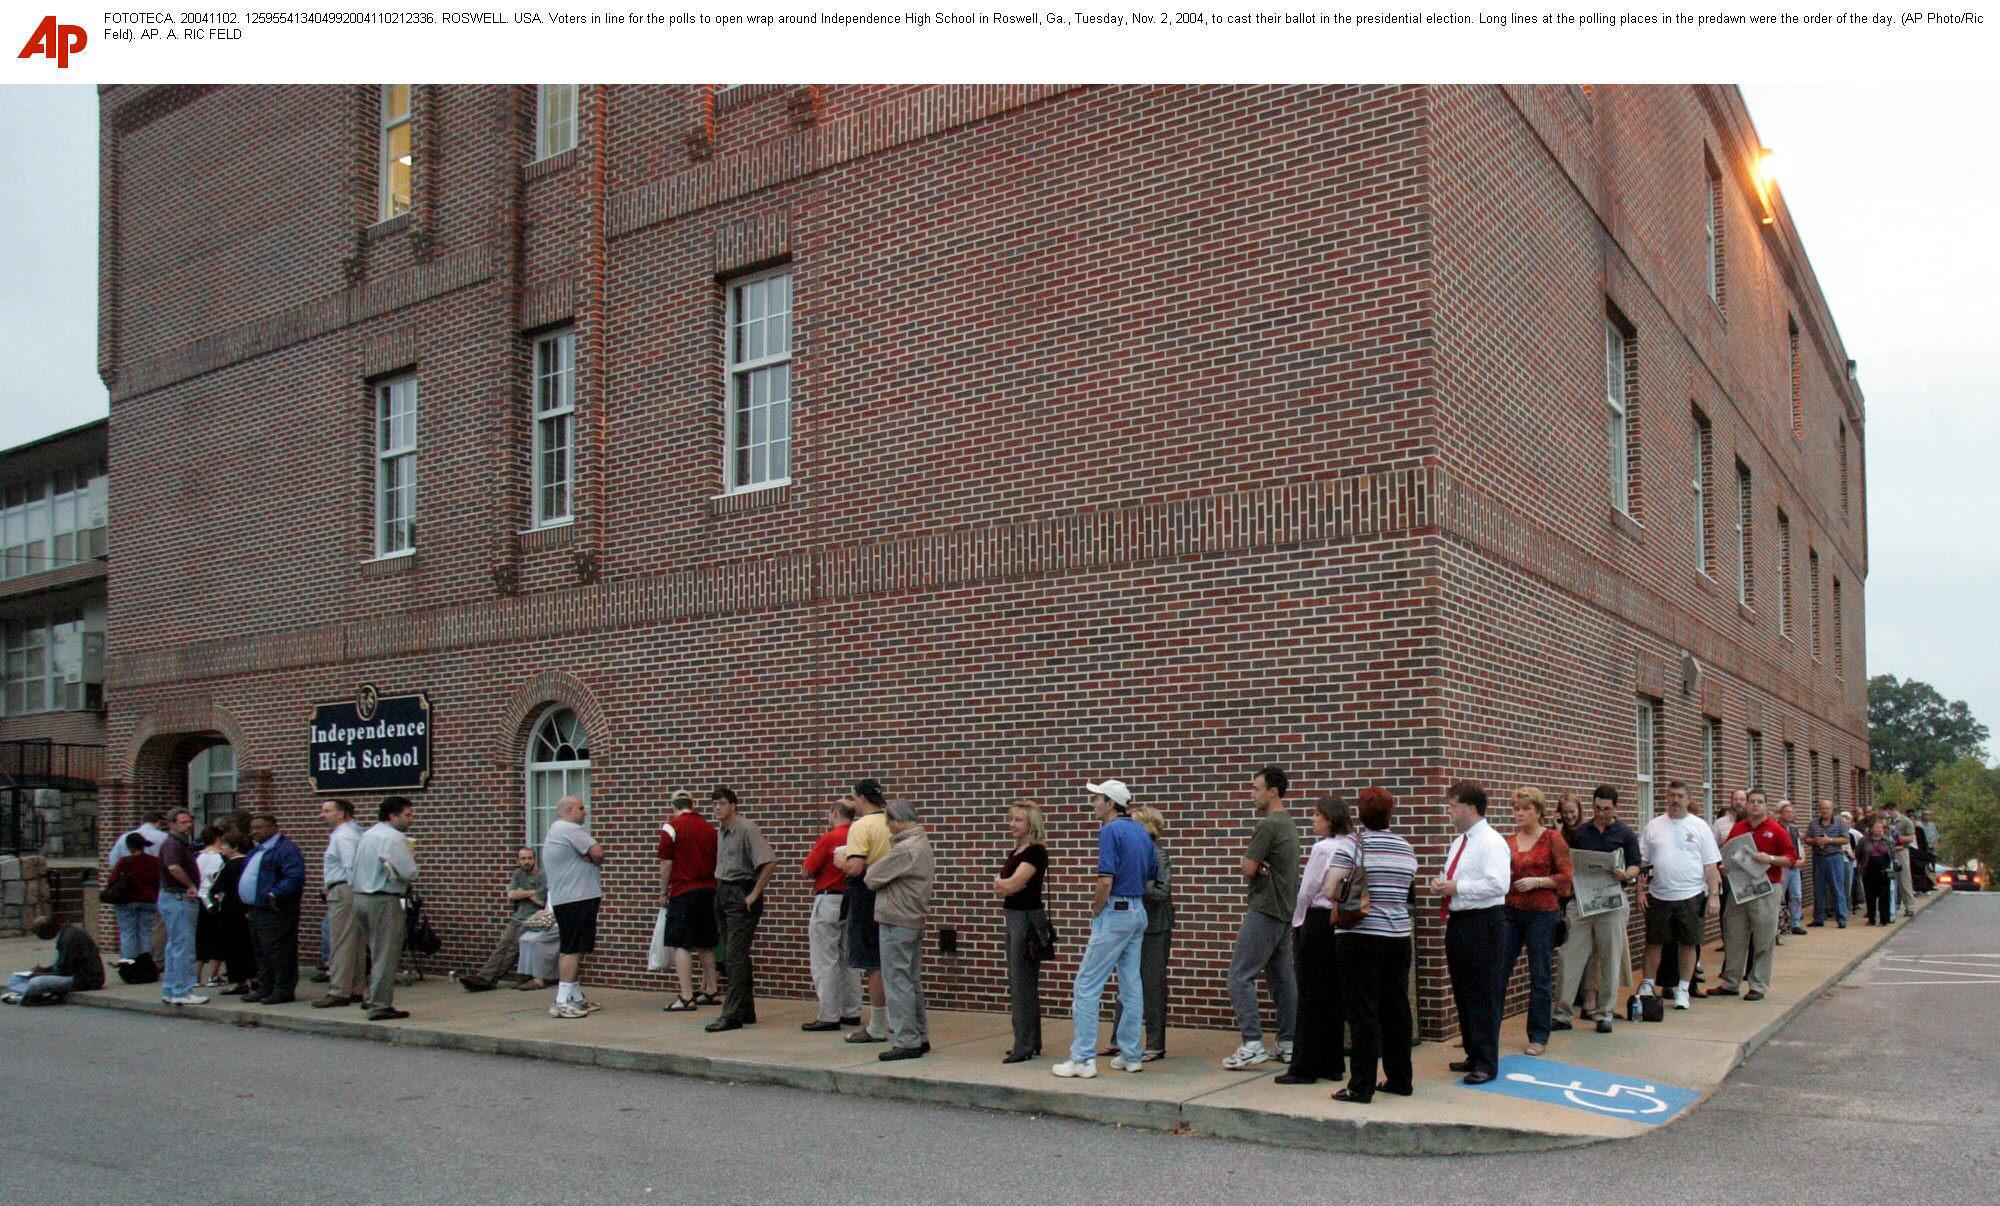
[525,708,589,846]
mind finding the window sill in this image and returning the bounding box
[524,147,580,182]
[1608,507,1641,540]
[1737,600,1757,624]
[1693,569,1720,598]
[519,521,577,551]
[359,550,416,579]
[709,481,791,516]
[364,212,413,242]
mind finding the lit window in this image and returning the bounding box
[536,84,578,159]
[525,707,590,847]
[726,268,793,492]
[532,330,575,527]
[375,377,418,556]
[380,85,413,221]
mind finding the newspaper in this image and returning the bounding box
[1722,834,1776,902]
[1570,848,1628,918]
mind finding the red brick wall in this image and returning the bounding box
[99,84,1864,1039]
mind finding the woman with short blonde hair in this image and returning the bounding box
[995,800,1050,1063]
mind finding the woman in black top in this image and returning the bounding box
[208,832,258,994]
[994,801,1048,1064]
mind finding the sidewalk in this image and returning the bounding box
[3,891,1941,1154]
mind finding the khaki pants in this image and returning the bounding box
[353,892,407,1011]
[1895,853,1915,917]
[1721,888,1781,993]
[325,883,365,998]
[1553,898,1630,1024]
[808,893,861,1023]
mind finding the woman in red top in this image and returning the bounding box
[1499,787,1572,1055]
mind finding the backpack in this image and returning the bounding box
[1626,991,1665,1023]
[403,893,442,956]
[116,954,159,985]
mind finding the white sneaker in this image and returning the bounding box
[1223,1041,1270,1070]
[549,1001,589,1019]
[1052,1059,1098,1079]
[1673,987,1691,1011]
[165,994,210,1006]
[1275,1041,1294,1064]
[577,997,602,1014]
[1109,1055,1143,1073]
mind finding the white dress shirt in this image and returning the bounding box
[351,821,419,895]
[323,819,363,887]
[1443,818,1512,912]
[1292,836,1341,927]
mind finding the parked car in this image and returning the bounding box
[1936,864,1986,892]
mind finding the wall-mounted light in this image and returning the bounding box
[1754,147,1778,225]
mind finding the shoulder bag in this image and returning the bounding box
[1025,908,1058,963]
[1333,836,1371,929]
[100,862,132,906]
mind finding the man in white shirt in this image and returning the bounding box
[351,797,420,1021]
[1430,782,1511,1085]
[314,799,366,1009]
[1638,780,1722,1011]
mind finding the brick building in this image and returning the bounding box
[97,85,1869,1037]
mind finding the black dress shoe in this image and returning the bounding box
[800,1020,844,1032]
[1707,985,1739,996]
[1551,1020,1573,1031]
[1002,1052,1032,1064]
[1331,1087,1373,1103]
[1809,921,1826,927]
[1376,1081,1414,1097]
[1743,990,1765,1002]
[1448,1059,1475,1073]
[241,994,268,1004]
[260,996,295,1006]
[879,1046,925,1061]
[367,1007,409,1021]
[705,1018,743,1033]
[1461,1071,1495,1085]
[1273,1072,1318,1085]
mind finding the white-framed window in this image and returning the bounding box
[2,463,106,581]
[531,330,575,527]
[1703,718,1721,820]
[536,84,578,159]
[1777,511,1793,637]
[1748,729,1764,793]
[1636,698,1659,822]
[525,707,590,847]
[1705,156,1725,307]
[375,376,418,556]
[1605,318,1632,514]
[725,267,793,493]
[186,744,238,827]
[1735,460,1754,607]
[1691,410,1711,575]
[1,609,100,717]
[1784,741,1798,804]
[379,85,413,221]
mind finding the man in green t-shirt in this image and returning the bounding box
[1222,765,1301,1070]
[457,847,548,991]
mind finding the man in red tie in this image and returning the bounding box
[1430,782,1512,1084]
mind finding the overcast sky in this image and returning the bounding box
[2,84,1994,745]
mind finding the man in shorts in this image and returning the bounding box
[842,778,893,1044]
[1637,779,1722,1011]
[657,790,720,1012]
[541,795,605,1019]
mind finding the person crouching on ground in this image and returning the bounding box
[3,916,105,1005]
[458,847,547,991]
[866,801,936,1061]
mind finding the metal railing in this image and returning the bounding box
[0,740,105,786]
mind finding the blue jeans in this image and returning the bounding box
[1813,855,1849,922]
[1070,898,1147,1063]
[158,892,200,999]
[1783,868,1803,930]
[8,972,75,1001]
[1499,906,1560,1045]
[115,902,158,960]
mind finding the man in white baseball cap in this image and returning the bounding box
[1055,779,1155,1079]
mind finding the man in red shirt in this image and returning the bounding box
[1712,788,1797,1002]
[657,790,720,1012]
[801,799,863,1032]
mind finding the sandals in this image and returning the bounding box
[514,978,547,991]
[692,991,721,1007]
[663,996,698,1012]
[1524,1043,1547,1057]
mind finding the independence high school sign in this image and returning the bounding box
[307,685,432,793]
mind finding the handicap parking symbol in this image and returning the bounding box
[1463,1055,1699,1125]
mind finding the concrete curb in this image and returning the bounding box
[64,895,1944,1156]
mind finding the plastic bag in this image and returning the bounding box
[647,907,670,972]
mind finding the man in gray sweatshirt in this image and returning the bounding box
[864,802,935,1061]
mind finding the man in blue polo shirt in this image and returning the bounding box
[1055,779,1155,1080]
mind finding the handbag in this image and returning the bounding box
[1333,836,1371,929]
[1025,908,1058,963]
[100,864,132,906]
[520,906,556,931]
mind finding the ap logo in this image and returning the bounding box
[18,15,87,67]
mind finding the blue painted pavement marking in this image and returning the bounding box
[1462,1055,1701,1124]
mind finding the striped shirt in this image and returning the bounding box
[1330,830,1418,938]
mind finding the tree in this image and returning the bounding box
[1868,674,1990,783]
[1874,771,1921,813]
[1928,756,2000,871]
